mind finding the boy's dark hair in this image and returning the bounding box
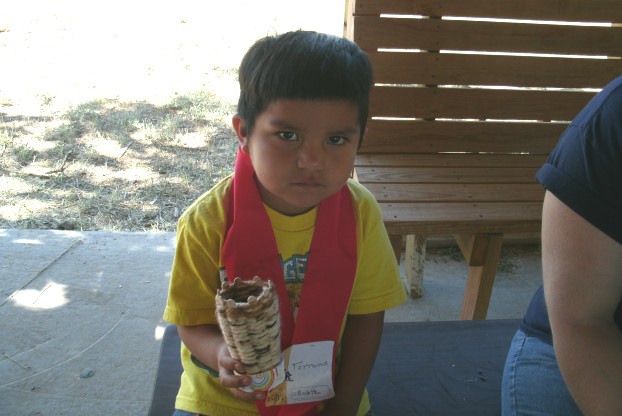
[237,30,374,140]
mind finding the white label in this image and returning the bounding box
[265,341,335,406]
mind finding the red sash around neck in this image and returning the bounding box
[221,149,357,416]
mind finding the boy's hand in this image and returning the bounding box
[216,343,266,401]
[177,324,266,402]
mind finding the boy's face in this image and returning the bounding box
[233,99,363,216]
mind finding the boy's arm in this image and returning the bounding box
[177,324,267,401]
[322,311,385,416]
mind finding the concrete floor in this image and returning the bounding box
[0,229,542,415]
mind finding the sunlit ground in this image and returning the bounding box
[0,0,345,231]
[1,0,345,110]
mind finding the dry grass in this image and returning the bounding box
[1,92,238,231]
[0,0,346,232]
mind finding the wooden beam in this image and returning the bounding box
[456,233,504,319]
[353,0,622,24]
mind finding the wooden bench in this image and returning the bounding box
[345,0,622,319]
[149,320,520,416]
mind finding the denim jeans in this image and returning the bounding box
[501,329,583,416]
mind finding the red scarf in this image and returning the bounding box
[221,149,357,416]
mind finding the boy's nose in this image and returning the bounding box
[297,141,324,170]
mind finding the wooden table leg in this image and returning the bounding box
[404,234,426,298]
[455,233,504,320]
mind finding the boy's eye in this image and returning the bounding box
[277,132,298,141]
[328,136,347,145]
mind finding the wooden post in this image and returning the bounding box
[404,234,426,298]
[455,233,504,320]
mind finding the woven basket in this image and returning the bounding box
[215,276,281,375]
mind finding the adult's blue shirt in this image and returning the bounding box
[521,76,622,345]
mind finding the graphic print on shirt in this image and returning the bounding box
[281,252,308,317]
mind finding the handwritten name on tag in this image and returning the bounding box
[266,341,335,406]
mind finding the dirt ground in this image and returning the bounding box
[0,0,346,231]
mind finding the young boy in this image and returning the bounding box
[164,30,407,416]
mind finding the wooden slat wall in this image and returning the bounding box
[353,0,622,23]
[379,202,543,235]
[355,154,548,167]
[348,0,622,157]
[370,87,595,120]
[370,52,621,89]
[363,183,545,203]
[356,166,538,184]
[345,0,622,317]
[362,120,565,153]
[354,17,622,56]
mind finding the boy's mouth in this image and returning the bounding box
[292,181,323,188]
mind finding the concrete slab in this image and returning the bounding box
[0,229,542,415]
[0,229,174,416]
[386,245,542,322]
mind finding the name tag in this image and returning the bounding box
[265,341,335,406]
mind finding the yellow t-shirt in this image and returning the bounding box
[164,176,406,415]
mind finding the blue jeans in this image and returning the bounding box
[501,329,583,416]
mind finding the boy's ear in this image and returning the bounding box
[232,114,250,153]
